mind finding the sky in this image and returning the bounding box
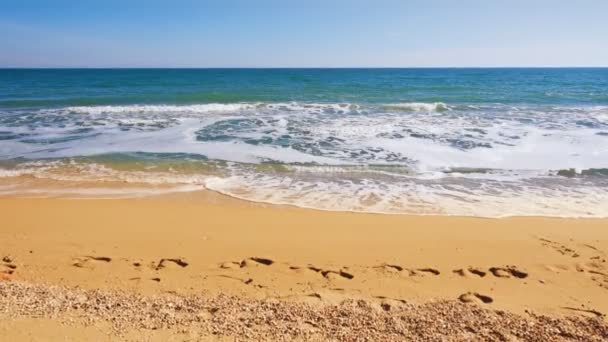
[0,0,607,68]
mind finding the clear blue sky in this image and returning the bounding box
[1,0,607,67]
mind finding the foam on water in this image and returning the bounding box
[64,103,259,115]
[1,101,607,217]
[0,183,203,199]
[383,102,449,112]
[203,173,608,218]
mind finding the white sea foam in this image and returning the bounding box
[2,102,608,217]
[203,172,608,218]
[1,161,180,185]
[383,102,449,112]
[62,102,363,116]
[64,103,259,115]
[0,184,203,199]
[3,102,608,171]
[2,156,607,217]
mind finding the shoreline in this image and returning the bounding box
[2,176,608,220]
[1,193,608,339]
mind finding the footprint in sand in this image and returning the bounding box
[458,292,493,304]
[223,257,356,280]
[220,261,241,269]
[539,238,608,285]
[575,262,608,289]
[221,257,275,269]
[544,259,608,289]
[374,264,404,272]
[154,258,189,270]
[321,270,355,280]
[129,276,163,283]
[452,266,527,279]
[538,238,580,258]
[72,256,112,268]
[2,264,16,276]
[1,256,17,279]
[415,268,440,276]
[374,264,440,277]
[299,265,354,280]
[239,257,274,267]
[489,266,528,279]
[453,267,486,278]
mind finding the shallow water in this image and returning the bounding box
[1,68,607,217]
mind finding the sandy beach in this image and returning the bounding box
[1,192,607,340]
[2,2,608,340]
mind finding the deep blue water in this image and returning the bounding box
[1,68,607,108]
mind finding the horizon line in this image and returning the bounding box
[2,66,608,70]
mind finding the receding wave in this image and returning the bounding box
[0,157,607,218]
[1,101,607,217]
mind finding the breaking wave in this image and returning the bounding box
[1,101,607,217]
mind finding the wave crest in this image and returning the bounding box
[382,102,449,112]
[64,103,259,115]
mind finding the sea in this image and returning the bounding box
[1,68,607,217]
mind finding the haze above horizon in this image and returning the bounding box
[1,0,607,68]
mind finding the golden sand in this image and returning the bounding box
[1,193,607,340]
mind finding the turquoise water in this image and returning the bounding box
[2,68,608,107]
[1,68,607,217]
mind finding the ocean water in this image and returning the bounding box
[1,68,608,217]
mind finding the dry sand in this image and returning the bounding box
[1,193,607,340]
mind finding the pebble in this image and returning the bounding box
[0,281,605,341]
